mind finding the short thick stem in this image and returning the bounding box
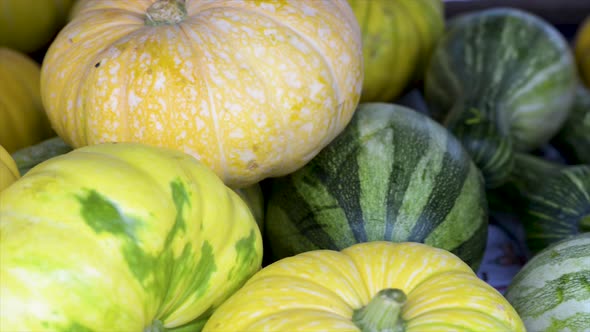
[144,320,165,332]
[580,214,590,232]
[145,0,187,26]
[353,288,406,332]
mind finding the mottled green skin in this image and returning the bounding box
[553,85,590,164]
[265,103,488,269]
[425,8,577,188]
[492,153,590,254]
[0,143,263,331]
[505,233,590,332]
[11,136,72,175]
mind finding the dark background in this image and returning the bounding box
[444,0,590,40]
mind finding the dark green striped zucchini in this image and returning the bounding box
[264,103,488,269]
[489,153,590,254]
[424,8,577,188]
[552,85,590,164]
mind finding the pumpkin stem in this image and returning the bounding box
[145,0,187,26]
[144,320,166,332]
[352,288,406,332]
[580,214,590,232]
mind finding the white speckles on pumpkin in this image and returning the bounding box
[40,0,363,188]
[128,91,142,109]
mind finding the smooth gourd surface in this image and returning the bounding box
[40,0,363,188]
[505,233,590,332]
[0,142,263,331]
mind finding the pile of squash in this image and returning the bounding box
[1,1,589,331]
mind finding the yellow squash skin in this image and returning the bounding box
[0,48,54,153]
[41,0,363,188]
[0,144,19,191]
[0,0,75,53]
[348,0,444,102]
[0,142,263,331]
[575,16,590,88]
[203,241,525,332]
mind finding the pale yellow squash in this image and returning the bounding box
[0,48,54,153]
[41,0,363,188]
[203,241,525,332]
[0,0,75,53]
[575,16,590,88]
[0,144,19,192]
[348,0,444,102]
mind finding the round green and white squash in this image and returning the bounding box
[505,232,590,331]
[424,8,577,188]
[489,153,590,254]
[0,142,263,331]
[264,103,488,269]
[347,0,444,102]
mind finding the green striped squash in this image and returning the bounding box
[0,142,263,331]
[489,153,590,254]
[505,232,590,331]
[264,103,488,269]
[424,8,577,188]
[348,0,444,102]
[553,85,590,164]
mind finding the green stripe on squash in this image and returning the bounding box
[488,153,590,254]
[264,103,488,270]
[424,8,577,188]
[505,232,590,332]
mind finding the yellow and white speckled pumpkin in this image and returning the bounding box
[40,0,363,188]
[203,241,525,332]
[0,144,19,192]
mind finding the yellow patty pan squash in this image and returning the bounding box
[0,0,75,53]
[0,144,19,191]
[348,0,444,102]
[0,142,263,331]
[40,0,364,188]
[204,241,525,332]
[575,16,590,88]
[0,48,54,152]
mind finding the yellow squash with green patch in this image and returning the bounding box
[0,142,263,331]
[41,0,363,188]
[204,241,525,332]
